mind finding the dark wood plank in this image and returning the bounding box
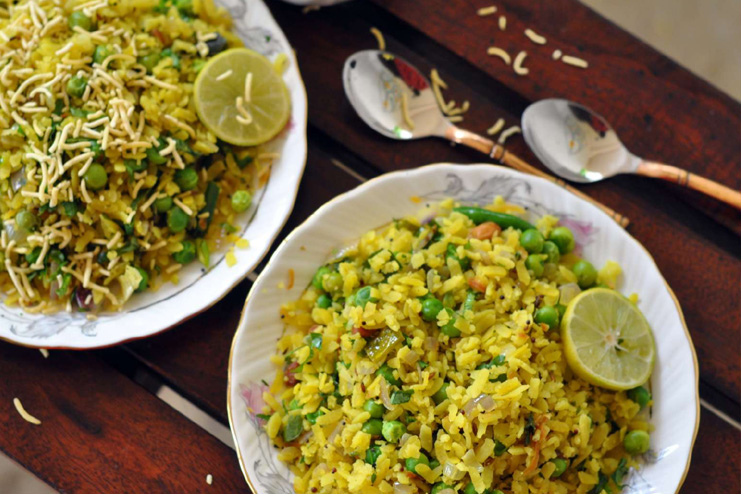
[683,409,740,492]
[369,0,741,229]
[123,145,363,422]
[0,344,250,494]
[267,0,741,404]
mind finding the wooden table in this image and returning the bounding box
[1,1,738,492]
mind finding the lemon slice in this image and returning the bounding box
[561,288,655,390]
[194,48,290,147]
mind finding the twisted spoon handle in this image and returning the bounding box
[445,126,630,228]
[636,161,741,210]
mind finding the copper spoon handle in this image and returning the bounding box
[636,161,741,210]
[445,126,630,228]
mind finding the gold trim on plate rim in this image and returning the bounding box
[227,163,701,494]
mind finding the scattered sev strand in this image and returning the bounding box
[487,47,511,65]
[552,49,563,61]
[13,398,41,425]
[524,28,547,45]
[39,349,49,358]
[498,125,522,144]
[498,15,506,30]
[477,6,497,16]
[487,118,506,136]
[206,474,213,485]
[370,27,386,51]
[513,51,529,75]
[430,69,468,121]
[562,55,589,68]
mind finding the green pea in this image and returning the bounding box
[534,306,559,330]
[174,167,198,191]
[316,294,332,309]
[421,297,443,322]
[134,267,149,292]
[627,386,651,409]
[549,226,575,254]
[572,260,597,289]
[381,420,405,443]
[525,254,545,277]
[404,452,429,475]
[167,206,189,233]
[556,303,567,320]
[439,308,461,337]
[432,382,449,405]
[83,163,108,190]
[363,399,385,419]
[146,141,168,165]
[172,240,196,264]
[15,210,37,232]
[361,418,383,436]
[322,271,343,293]
[542,241,561,264]
[519,228,544,253]
[463,483,477,494]
[365,445,382,466]
[551,458,568,477]
[68,11,94,31]
[154,196,173,213]
[312,266,331,291]
[624,430,650,455]
[66,75,87,98]
[376,364,400,386]
[431,483,453,494]
[231,190,252,213]
[93,45,113,65]
[138,51,161,74]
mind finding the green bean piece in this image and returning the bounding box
[192,181,219,236]
[174,167,198,191]
[167,206,189,233]
[376,363,400,386]
[404,452,430,475]
[534,306,559,330]
[551,458,568,477]
[231,190,252,213]
[549,226,575,254]
[627,386,651,409]
[282,413,304,442]
[453,206,535,231]
[316,294,332,309]
[365,445,382,466]
[15,210,37,232]
[172,240,196,264]
[154,196,173,213]
[432,382,449,405]
[421,297,443,322]
[363,400,385,419]
[196,238,210,268]
[572,260,597,289]
[542,241,561,264]
[361,418,383,436]
[83,163,108,190]
[381,420,405,443]
[519,228,544,253]
[68,11,94,31]
[624,430,650,454]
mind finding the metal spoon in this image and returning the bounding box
[522,99,741,209]
[342,50,630,226]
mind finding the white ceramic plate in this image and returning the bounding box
[0,0,308,349]
[228,164,699,494]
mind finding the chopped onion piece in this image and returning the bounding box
[393,482,414,494]
[426,269,436,292]
[462,393,496,415]
[559,282,581,305]
[442,461,466,480]
[424,336,438,351]
[402,349,419,366]
[379,378,393,410]
[10,167,26,192]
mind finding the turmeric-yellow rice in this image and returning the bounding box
[264,199,652,494]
